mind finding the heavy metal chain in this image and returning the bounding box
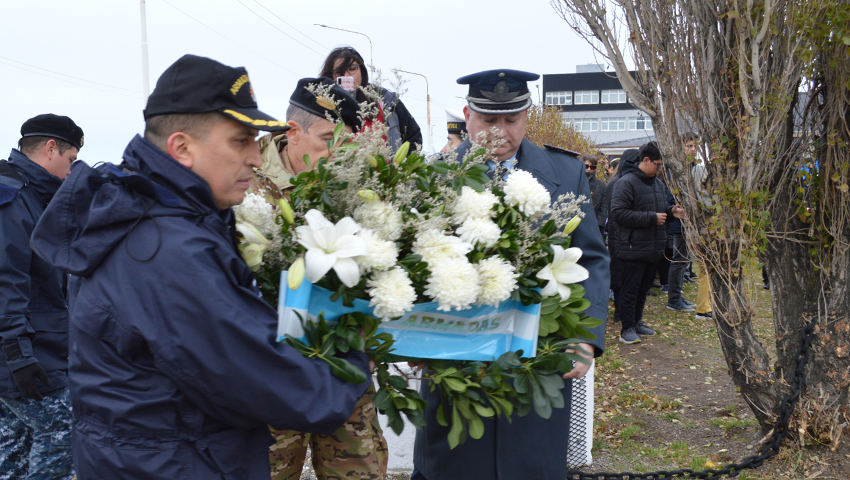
[566,318,816,480]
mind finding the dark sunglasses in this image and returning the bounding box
[585,164,597,170]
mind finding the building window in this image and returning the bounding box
[601,117,626,131]
[545,91,572,105]
[572,118,598,132]
[601,89,627,104]
[628,117,653,130]
[574,90,599,105]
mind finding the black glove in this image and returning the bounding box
[5,343,51,401]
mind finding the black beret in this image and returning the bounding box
[144,54,289,132]
[20,114,84,150]
[289,77,362,132]
[457,69,539,114]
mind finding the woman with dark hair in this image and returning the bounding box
[320,46,423,153]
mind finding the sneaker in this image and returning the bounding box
[619,328,641,344]
[666,301,695,313]
[647,289,659,297]
[660,285,669,293]
[763,283,770,290]
[684,299,697,307]
[652,280,662,288]
[635,323,656,336]
[683,276,696,283]
[695,311,714,320]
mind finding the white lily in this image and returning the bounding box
[236,222,270,247]
[536,245,590,300]
[296,209,368,288]
[240,244,266,271]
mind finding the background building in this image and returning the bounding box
[542,64,655,156]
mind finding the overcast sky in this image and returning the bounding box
[0,0,609,162]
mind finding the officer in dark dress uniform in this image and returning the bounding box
[412,70,610,480]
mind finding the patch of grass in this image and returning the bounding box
[591,437,606,452]
[618,424,641,440]
[662,412,681,421]
[689,456,709,470]
[709,416,758,432]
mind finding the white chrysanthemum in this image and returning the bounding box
[353,202,404,241]
[476,257,519,306]
[367,267,417,321]
[356,228,399,272]
[234,193,275,235]
[425,258,481,311]
[503,169,551,217]
[411,229,473,265]
[456,218,502,248]
[451,186,498,224]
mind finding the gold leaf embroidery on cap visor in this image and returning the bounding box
[222,109,289,128]
[230,74,250,95]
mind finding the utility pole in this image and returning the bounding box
[140,0,150,100]
[392,69,431,154]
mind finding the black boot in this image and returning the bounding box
[612,302,620,323]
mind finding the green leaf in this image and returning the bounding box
[468,414,485,439]
[443,377,467,392]
[465,177,485,192]
[436,403,448,426]
[387,375,409,390]
[322,355,368,384]
[491,396,512,417]
[374,387,392,410]
[448,405,463,449]
[537,372,565,397]
[538,315,559,336]
[541,299,560,316]
[565,298,591,313]
[332,122,345,145]
[531,379,552,419]
[514,373,530,394]
[336,141,360,152]
[472,403,495,418]
[431,161,451,174]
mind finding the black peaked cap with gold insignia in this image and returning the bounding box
[20,114,85,150]
[289,77,362,132]
[457,69,540,114]
[143,54,289,132]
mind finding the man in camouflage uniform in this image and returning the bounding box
[260,77,388,480]
[1,114,82,480]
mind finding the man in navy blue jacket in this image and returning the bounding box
[1,114,83,479]
[30,55,370,480]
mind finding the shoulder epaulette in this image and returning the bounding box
[543,144,581,158]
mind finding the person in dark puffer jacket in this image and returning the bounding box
[610,142,686,344]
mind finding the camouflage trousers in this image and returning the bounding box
[0,387,74,480]
[269,384,388,480]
